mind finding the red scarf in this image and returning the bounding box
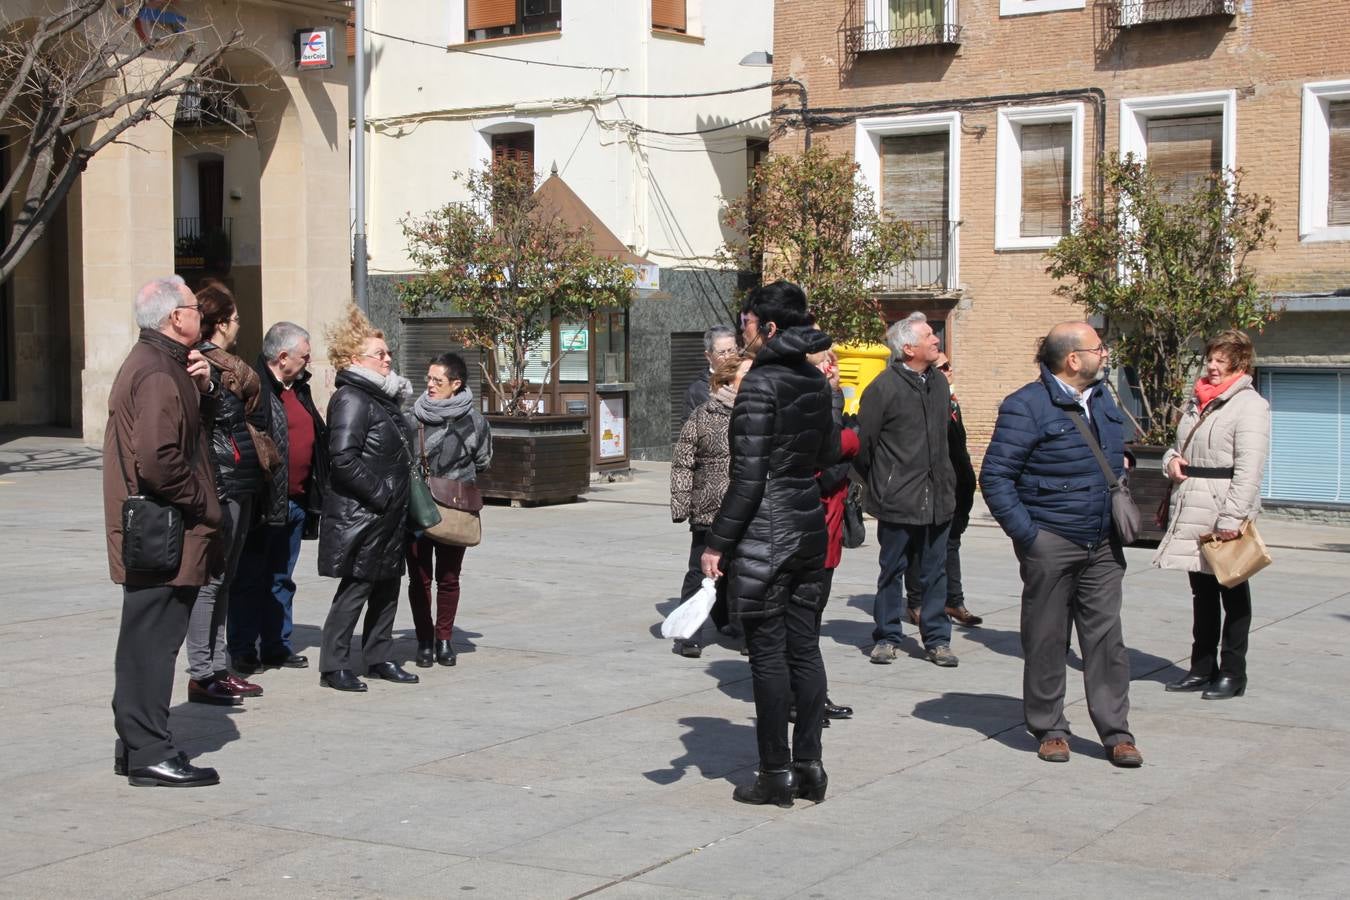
[1194,373,1243,412]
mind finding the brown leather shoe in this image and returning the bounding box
[188,678,243,706]
[1110,742,1143,768]
[1037,738,1070,762]
[945,605,983,627]
[222,673,263,697]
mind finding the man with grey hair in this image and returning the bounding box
[104,276,225,787]
[228,321,328,674]
[853,312,959,667]
[683,323,739,419]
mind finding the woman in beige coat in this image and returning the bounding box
[1154,330,1270,700]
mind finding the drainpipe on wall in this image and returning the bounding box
[353,0,368,312]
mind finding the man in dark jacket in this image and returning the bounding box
[980,322,1142,769]
[103,276,224,788]
[701,281,839,807]
[682,323,738,419]
[228,322,327,673]
[854,313,959,668]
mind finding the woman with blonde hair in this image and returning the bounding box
[1154,329,1270,700]
[317,306,418,692]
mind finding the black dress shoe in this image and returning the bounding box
[319,669,368,692]
[435,639,457,667]
[1202,675,1247,700]
[262,652,309,669]
[824,698,853,719]
[415,640,435,668]
[792,760,828,802]
[732,768,795,808]
[127,753,219,788]
[367,661,420,683]
[1165,671,1214,693]
[231,653,262,676]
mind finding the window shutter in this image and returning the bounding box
[669,332,707,443]
[1259,370,1348,503]
[467,0,518,31]
[1145,114,1222,205]
[399,318,484,402]
[1328,101,1350,227]
[1020,122,1072,238]
[492,131,535,175]
[652,0,686,31]
[881,132,949,225]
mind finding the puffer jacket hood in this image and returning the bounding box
[317,368,411,581]
[1153,374,1269,573]
[706,325,839,617]
[980,363,1127,548]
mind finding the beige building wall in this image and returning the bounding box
[0,0,350,442]
[772,0,1350,457]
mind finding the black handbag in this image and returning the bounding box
[1066,410,1141,545]
[842,480,866,549]
[122,494,184,575]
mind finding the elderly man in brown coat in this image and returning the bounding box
[104,275,225,787]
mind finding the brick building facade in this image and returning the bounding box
[771,0,1350,506]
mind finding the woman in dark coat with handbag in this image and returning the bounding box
[405,352,492,668]
[317,306,419,692]
[701,281,839,808]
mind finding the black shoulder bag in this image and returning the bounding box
[117,433,185,577]
[1066,410,1141,545]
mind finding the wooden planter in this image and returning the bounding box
[478,414,590,506]
[1126,443,1170,545]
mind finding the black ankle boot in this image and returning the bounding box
[1165,671,1214,692]
[415,641,435,669]
[732,768,795,808]
[792,760,828,802]
[1202,674,1247,700]
[435,639,456,667]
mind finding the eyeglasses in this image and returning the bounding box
[426,375,449,386]
[937,363,952,373]
[228,314,240,324]
[175,304,201,313]
[710,347,740,358]
[361,350,392,361]
[1073,345,1109,356]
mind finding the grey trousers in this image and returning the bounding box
[185,494,253,680]
[1016,530,1134,747]
[319,576,400,672]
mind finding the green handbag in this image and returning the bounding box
[406,459,442,531]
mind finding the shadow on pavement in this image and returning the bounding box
[170,701,244,759]
[0,443,102,475]
[641,715,758,786]
[909,691,1104,760]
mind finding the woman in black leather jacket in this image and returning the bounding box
[701,281,839,808]
[185,280,273,705]
[317,306,418,692]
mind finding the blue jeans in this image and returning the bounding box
[228,499,305,659]
[873,519,952,650]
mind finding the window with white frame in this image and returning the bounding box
[855,113,961,292]
[995,103,1083,250]
[1119,91,1236,202]
[999,0,1084,15]
[1300,80,1350,242]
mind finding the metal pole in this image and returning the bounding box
[353,0,368,311]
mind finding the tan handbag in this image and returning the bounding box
[1199,520,1271,588]
[419,424,483,548]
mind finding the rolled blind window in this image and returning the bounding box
[1329,101,1350,227]
[1020,122,1072,238]
[652,0,686,31]
[882,132,949,265]
[1145,114,1222,205]
[467,0,517,31]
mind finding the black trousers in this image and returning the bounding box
[1187,572,1252,678]
[1015,531,1133,747]
[678,527,729,643]
[319,576,400,672]
[741,567,827,769]
[113,584,199,768]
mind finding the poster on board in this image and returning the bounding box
[598,395,626,459]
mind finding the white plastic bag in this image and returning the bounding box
[660,577,717,641]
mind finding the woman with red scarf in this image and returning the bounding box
[1153,330,1270,700]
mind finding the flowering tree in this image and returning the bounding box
[1046,154,1279,444]
[398,159,635,416]
[720,146,919,345]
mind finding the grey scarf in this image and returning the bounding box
[343,364,413,405]
[412,388,475,454]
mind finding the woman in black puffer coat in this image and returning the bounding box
[317,306,419,692]
[702,281,839,808]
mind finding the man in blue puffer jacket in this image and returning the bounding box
[980,321,1142,769]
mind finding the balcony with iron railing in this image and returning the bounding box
[174,217,233,271]
[844,0,962,56]
[873,218,956,294]
[1108,0,1236,28]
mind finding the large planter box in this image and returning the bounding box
[478,414,590,506]
[1127,443,1170,545]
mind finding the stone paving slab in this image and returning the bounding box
[3,436,1350,897]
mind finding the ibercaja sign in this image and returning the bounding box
[294,28,334,70]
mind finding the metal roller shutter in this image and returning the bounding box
[1259,370,1348,504]
[670,332,707,443]
[400,317,485,403]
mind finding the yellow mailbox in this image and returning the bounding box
[834,342,893,416]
